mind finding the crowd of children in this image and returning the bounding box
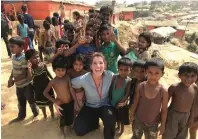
[5,4,198,139]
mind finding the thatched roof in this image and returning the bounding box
[144,19,179,27]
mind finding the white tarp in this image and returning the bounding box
[150,27,177,38]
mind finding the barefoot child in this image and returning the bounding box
[131,58,168,139]
[163,62,198,139]
[25,49,55,119]
[67,54,87,110]
[8,37,39,124]
[129,60,146,106]
[43,55,79,137]
[109,57,132,136]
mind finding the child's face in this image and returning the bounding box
[67,31,74,42]
[90,56,105,77]
[73,14,77,20]
[146,66,163,84]
[138,37,149,49]
[73,60,84,72]
[29,54,39,65]
[133,67,145,81]
[179,72,197,87]
[100,11,111,23]
[118,65,131,78]
[10,43,23,54]
[101,30,110,42]
[85,30,94,43]
[54,68,66,78]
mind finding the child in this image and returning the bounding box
[131,58,168,139]
[52,16,61,40]
[189,79,198,139]
[67,54,87,109]
[17,14,29,52]
[136,32,152,61]
[43,20,56,63]
[64,27,96,70]
[125,40,138,62]
[34,25,45,61]
[25,49,55,119]
[8,37,39,124]
[43,55,79,137]
[129,60,146,106]
[99,24,127,73]
[163,62,198,139]
[109,57,132,136]
[73,11,84,38]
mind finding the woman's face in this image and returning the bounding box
[90,56,105,76]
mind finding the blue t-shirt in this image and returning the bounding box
[17,24,28,38]
[71,70,114,108]
[75,44,96,70]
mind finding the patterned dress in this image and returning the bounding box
[32,64,54,107]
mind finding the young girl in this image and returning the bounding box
[43,20,56,63]
[109,57,132,136]
[73,11,84,38]
[34,25,45,61]
[17,14,29,52]
[64,27,96,70]
[99,24,127,73]
[25,49,55,119]
[52,16,61,40]
[135,32,152,61]
[67,54,87,113]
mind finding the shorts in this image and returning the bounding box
[115,105,129,125]
[60,101,74,127]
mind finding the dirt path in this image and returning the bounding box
[0,39,189,139]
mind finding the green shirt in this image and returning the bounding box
[100,41,120,73]
[125,50,138,62]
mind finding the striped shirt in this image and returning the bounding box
[12,54,31,88]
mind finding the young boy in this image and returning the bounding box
[8,37,39,124]
[109,57,132,136]
[163,62,198,139]
[129,60,146,106]
[43,55,79,138]
[131,58,168,139]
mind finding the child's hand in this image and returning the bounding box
[74,101,80,112]
[54,104,63,117]
[78,36,86,45]
[158,125,165,135]
[110,32,116,42]
[7,78,14,88]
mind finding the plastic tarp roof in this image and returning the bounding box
[150,27,177,38]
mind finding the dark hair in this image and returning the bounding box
[99,23,111,33]
[21,5,27,13]
[34,25,40,30]
[53,12,59,19]
[73,54,85,65]
[139,32,152,48]
[89,9,95,13]
[132,60,146,69]
[9,36,25,47]
[25,49,38,60]
[52,16,58,26]
[45,16,52,24]
[100,6,113,16]
[145,58,164,72]
[64,22,75,32]
[179,62,198,75]
[64,19,69,24]
[118,57,132,67]
[73,11,80,18]
[52,55,67,70]
[17,14,24,24]
[55,39,70,48]
[43,20,50,30]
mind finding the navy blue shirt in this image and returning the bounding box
[23,13,34,28]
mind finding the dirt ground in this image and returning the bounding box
[1,38,182,139]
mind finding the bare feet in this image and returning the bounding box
[9,117,25,124]
[32,116,39,123]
